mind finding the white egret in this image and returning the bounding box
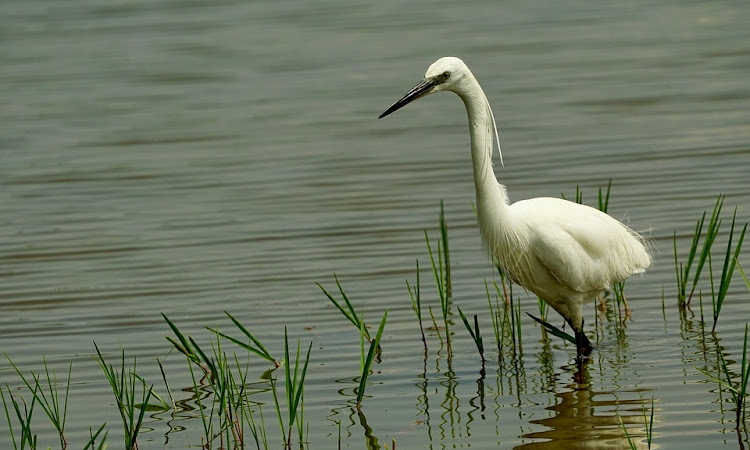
[379,57,651,357]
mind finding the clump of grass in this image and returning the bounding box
[674,195,724,306]
[356,310,388,408]
[457,306,484,363]
[2,354,72,450]
[426,229,451,354]
[560,184,583,204]
[598,179,612,213]
[485,278,523,357]
[486,280,502,353]
[560,179,612,212]
[94,343,162,450]
[709,208,746,333]
[1,381,38,450]
[495,278,523,355]
[318,275,371,342]
[164,314,277,449]
[406,259,427,351]
[271,328,312,448]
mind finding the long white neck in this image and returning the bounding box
[455,77,509,213]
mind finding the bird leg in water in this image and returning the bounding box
[575,331,593,357]
[569,318,593,357]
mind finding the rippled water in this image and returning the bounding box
[2,0,750,448]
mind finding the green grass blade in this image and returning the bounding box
[161,313,196,360]
[207,328,277,364]
[689,196,724,302]
[457,306,477,343]
[224,311,274,358]
[188,337,216,379]
[526,313,576,345]
[739,261,750,292]
[283,328,292,425]
[289,342,312,427]
[357,310,388,405]
[439,200,451,296]
[81,423,107,450]
[598,179,612,213]
[619,416,638,450]
[485,280,501,351]
[474,314,484,355]
[712,209,747,332]
[317,279,370,340]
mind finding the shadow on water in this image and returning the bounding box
[518,359,654,450]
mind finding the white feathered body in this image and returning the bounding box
[478,194,651,329]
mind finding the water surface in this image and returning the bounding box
[2,0,750,448]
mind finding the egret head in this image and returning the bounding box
[378,56,504,166]
[378,57,470,119]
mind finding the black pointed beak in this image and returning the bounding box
[378,78,438,119]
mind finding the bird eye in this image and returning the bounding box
[441,71,451,80]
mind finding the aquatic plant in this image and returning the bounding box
[406,259,427,351]
[457,306,485,363]
[318,275,371,341]
[426,229,451,353]
[526,313,576,347]
[439,200,452,297]
[598,179,612,213]
[709,207,746,333]
[209,311,279,367]
[357,310,388,407]
[486,280,502,353]
[164,314,279,449]
[619,396,653,450]
[674,195,724,306]
[493,279,523,355]
[272,327,312,448]
[93,343,162,450]
[3,354,72,450]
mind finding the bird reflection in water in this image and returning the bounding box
[518,360,654,449]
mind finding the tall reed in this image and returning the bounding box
[426,230,451,353]
[457,306,485,362]
[1,376,38,449]
[674,195,724,306]
[406,259,427,350]
[93,343,156,450]
[710,207,746,333]
[439,200,452,297]
[272,328,312,448]
[357,310,388,408]
[3,354,72,450]
[492,280,523,355]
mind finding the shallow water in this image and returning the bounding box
[2,0,750,448]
